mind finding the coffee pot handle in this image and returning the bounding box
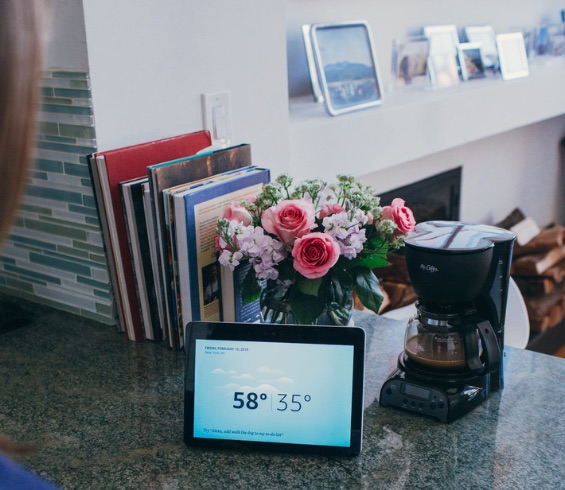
[463,320,501,373]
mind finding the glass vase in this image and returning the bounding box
[260,277,354,326]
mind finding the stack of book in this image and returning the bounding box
[89,131,269,349]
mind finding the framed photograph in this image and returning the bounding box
[457,42,486,80]
[423,25,459,54]
[428,53,460,88]
[305,20,383,116]
[496,33,529,80]
[391,36,430,89]
[464,25,499,72]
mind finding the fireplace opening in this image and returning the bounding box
[374,167,462,313]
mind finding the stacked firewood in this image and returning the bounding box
[510,226,565,333]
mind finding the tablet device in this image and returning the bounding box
[184,321,365,456]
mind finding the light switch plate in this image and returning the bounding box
[202,91,232,147]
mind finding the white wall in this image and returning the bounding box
[82,0,291,177]
[79,0,565,228]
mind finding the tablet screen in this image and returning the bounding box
[184,322,365,456]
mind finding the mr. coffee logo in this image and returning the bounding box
[420,264,439,273]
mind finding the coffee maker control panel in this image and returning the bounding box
[379,369,487,423]
[380,373,450,422]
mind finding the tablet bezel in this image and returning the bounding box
[183,321,365,456]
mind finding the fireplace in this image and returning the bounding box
[374,167,462,312]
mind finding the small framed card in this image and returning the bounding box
[303,20,384,116]
[391,36,431,89]
[496,32,529,80]
[457,42,486,80]
[464,25,499,72]
[423,24,460,54]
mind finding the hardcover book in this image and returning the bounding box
[120,177,161,340]
[147,144,252,346]
[174,166,270,347]
[88,130,212,341]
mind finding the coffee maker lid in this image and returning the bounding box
[404,221,516,252]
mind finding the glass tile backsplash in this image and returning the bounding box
[0,70,115,325]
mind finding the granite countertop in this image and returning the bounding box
[1,296,565,490]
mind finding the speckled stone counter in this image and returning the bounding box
[1,296,565,490]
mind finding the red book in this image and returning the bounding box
[89,131,212,341]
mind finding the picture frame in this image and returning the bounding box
[423,25,460,54]
[391,36,431,89]
[496,32,529,80]
[464,25,499,72]
[457,42,486,80]
[304,20,384,116]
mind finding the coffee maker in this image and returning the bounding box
[379,221,516,422]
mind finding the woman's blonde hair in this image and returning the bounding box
[0,0,43,243]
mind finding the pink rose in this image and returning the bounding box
[292,232,340,279]
[262,199,316,244]
[222,201,252,226]
[319,203,345,221]
[381,198,416,234]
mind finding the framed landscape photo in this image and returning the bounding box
[457,42,486,80]
[496,32,529,80]
[307,20,383,116]
[392,36,431,89]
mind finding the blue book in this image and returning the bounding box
[174,167,270,342]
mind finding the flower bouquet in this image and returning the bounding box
[215,174,415,325]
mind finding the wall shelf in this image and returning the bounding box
[288,61,565,180]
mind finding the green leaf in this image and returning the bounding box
[288,286,324,324]
[296,276,322,297]
[354,267,384,315]
[241,266,262,305]
[355,254,391,269]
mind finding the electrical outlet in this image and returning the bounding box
[201,91,232,147]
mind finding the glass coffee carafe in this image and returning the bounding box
[404,305,483,371]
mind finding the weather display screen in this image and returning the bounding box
[184,322,365,456]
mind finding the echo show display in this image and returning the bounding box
[184,322,365,456]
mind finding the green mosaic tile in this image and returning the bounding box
[53,88,91,99]
[36,140,96,155]
[25,185,84,205]
[82,179,94,188]
[34,158,64,173]
[37,121,59,135]
[20,203,53,216]
[0,257,17,265]
[82,195,97,208]
[89,253,107,264]
[85,217,101,227]
[41,104,93,116]
[68,205,98,219]
[77,275,110,290]
[3,277,34,293]
[69,80,89,90]
[41,87,54,97]
[42,97,73,106]
[64,163,91,179]
[59,124,95,139]
[57,244,90,260]
[29,252,91,276]
[24,218,87,241]
[40,216,100,233]
[11,235,57,251]
[92,288,113,300]
[3,264,61,285]
[81,307,115,325]
[94,302,115,319]
[52,71,89,79]
[31,171,48,180]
